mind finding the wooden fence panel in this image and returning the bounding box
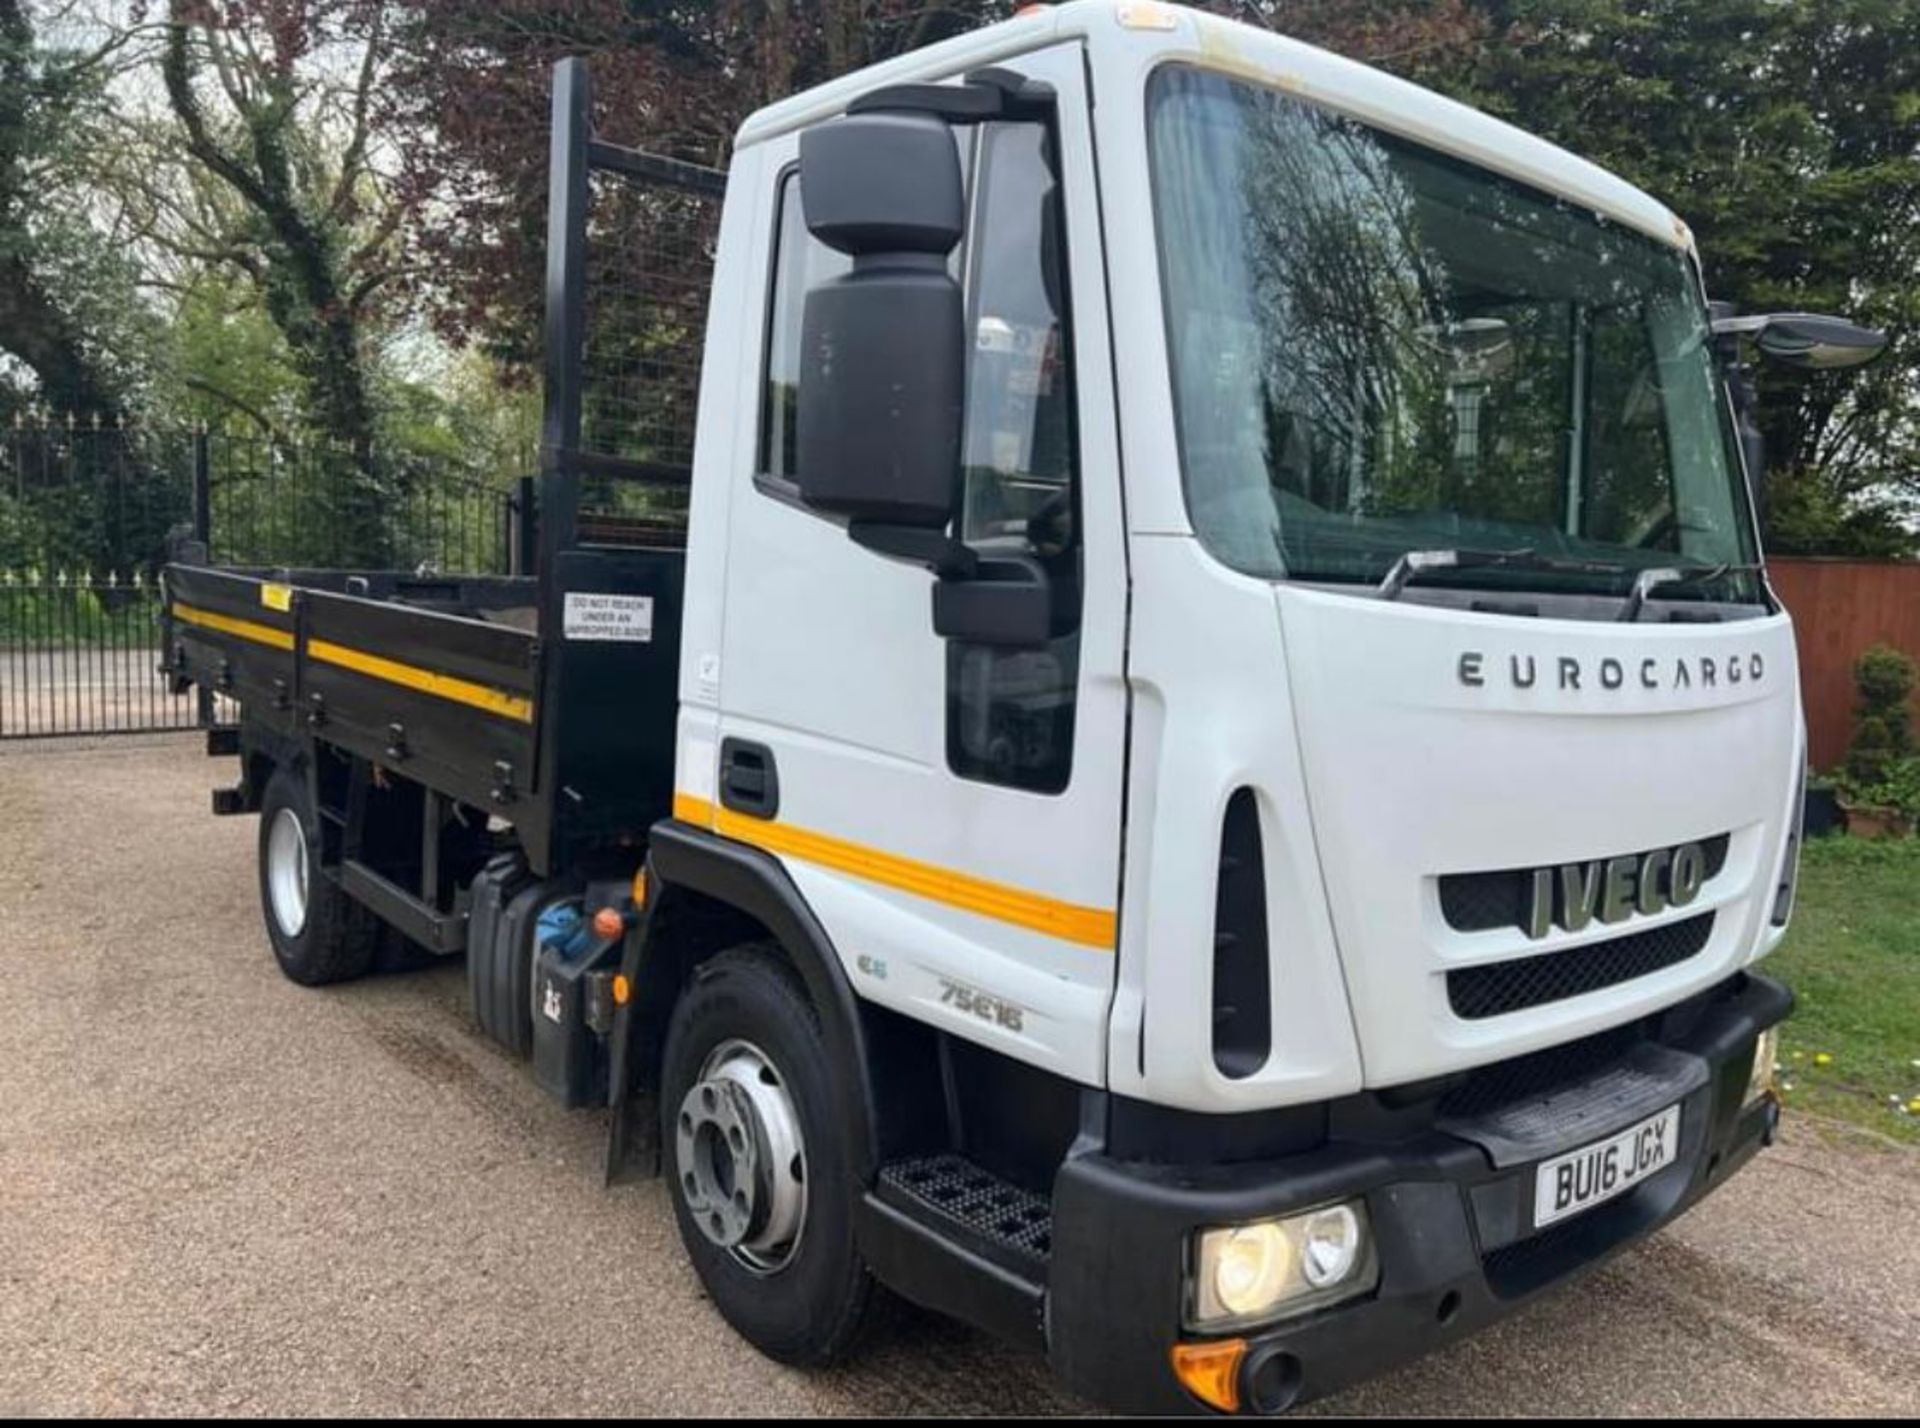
[1769,557,1920,771]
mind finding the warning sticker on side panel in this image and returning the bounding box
[563,592,654,642]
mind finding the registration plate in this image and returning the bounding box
[1533,1104,1680,1229]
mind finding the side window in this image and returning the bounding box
[947,121,1082,796]
[960,124,1077,556]
[759,173,850,484]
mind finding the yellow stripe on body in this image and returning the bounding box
[171,602,295,651]
[672,793,1116,951]
[306,639,535,724]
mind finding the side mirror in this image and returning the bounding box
[1710,304,1890,525]
[795,112,966,531]
[1711,311,1888,372]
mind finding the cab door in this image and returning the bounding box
[689,43,1126,1086]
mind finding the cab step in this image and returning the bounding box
[876,1152,1053,1265]
[860,1153,1051,1355]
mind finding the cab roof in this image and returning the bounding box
[732,0,1690,253]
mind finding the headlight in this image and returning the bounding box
[1745,1026,1780,1108]
[1188,1199,1378,1331]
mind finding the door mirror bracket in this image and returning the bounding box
[848,522,978,580]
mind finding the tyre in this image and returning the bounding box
[661,946,873,1365]
[257,766,376,986]
[373,923,439,975]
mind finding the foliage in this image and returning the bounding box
[143,0,415,461]
[0,421,200,573]
[158,278,306,441]
[1762,461,1918,559]
[372,1,1004,372]
[0,579,112,641]
[1841,643,1917,793]
[1865,757,1920,824]
[0,0,157,418]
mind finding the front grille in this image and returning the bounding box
[1447,912,1715,1020]
[1440,834,1730,933]
[1481,1198,1648,1300]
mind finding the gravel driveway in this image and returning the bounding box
[2,733,1916,1417]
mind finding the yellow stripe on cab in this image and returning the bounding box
[672,793,1116,951]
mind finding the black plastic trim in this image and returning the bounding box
[848,69,1056,125]
[1211,789,1272,1078]
[719,738,780,819]
[1439,834,1731,934]
[1045,973,1792,1414]
[1448,912,1715,1019]
[932,557,1052,646]
[855,1193,1047,1355]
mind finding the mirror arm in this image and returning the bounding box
[848,521,980,580]
[848,68,1055,125]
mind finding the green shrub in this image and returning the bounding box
[1871,755,1920,823]
[1841,643,1916,792]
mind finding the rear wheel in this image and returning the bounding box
[257,767,376,986]
[661,947,873,1365]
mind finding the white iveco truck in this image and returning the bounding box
[164,1,1806,1413]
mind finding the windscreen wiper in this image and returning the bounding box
[1376,547,1628,601]
[1616,563,1763,622]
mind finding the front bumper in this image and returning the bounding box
[1047,973,1792,1414]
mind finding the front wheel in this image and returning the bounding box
[661,947,873,1365]
[256,767,376,986]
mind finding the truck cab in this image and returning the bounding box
[164,1,1798,1414]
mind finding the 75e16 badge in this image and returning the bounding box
[938,977,1024,1034]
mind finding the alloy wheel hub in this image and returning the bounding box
[675,1038,808,1273]
[266,807,309,938]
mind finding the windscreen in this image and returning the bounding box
[1147,66,1761,601]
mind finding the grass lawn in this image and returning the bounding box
[1765,834,1920,1145]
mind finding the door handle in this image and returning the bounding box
[720,739,779,819]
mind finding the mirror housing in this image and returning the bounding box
[795,112,965,529]
[932,556,1053,646]
[1710,305,1890,525]
[1711,310,1888,372]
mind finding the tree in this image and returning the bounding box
[1214,0,1488,62]
[376,2,1021,372]
[0,0,147,418]
[147,0,416,461]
